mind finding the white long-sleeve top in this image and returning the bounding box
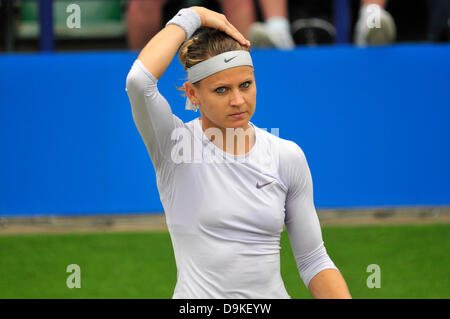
[126,60,338,298]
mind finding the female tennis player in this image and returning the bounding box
[126,6,351,299]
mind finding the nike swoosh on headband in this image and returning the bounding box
[224,56,237,63]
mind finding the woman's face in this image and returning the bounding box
[186,66,256,131]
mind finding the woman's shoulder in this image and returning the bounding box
[254,126,306,163]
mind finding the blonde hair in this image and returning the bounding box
[177,27,250,92]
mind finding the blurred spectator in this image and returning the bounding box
[127,0,168,50]
[354,0,396,46]
[125,0,448,51]
[427,0,450,42]
[126,0,294,50]
[221,0,295,49]
[289,0,335,46]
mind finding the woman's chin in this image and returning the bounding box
[226,116,251,129]
[226,121,249,130]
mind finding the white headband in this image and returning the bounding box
[185,50,253,111]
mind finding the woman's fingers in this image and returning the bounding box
[191,6,250,47]
[227,22,250,47]
[220,18,250,47]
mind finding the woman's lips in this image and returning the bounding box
[230,111,246,119]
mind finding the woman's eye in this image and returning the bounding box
[215,87,227,94]
[241,81,251,88]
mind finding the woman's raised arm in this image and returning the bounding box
[137,6,250,79]
[126,7,249,171]
[137,24,186,80]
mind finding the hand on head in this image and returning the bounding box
[190,6,251,47]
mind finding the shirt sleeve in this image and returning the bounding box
[280,141,339,289]
[125,59,183,170]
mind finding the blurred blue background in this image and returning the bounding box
[1,44,449,217]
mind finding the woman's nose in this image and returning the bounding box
[229,89,245,106]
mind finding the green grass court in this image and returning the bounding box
[0,224,448,299]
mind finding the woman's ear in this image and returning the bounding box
[184,81,199,106]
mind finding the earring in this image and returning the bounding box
[185,98,199,112]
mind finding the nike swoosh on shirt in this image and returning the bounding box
[256,181,275,189]
[224,56,237,63]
